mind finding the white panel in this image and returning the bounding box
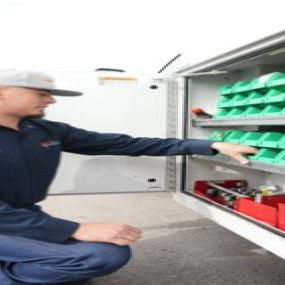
[44,71,167,194]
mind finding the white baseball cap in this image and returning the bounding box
[0,70,82,96]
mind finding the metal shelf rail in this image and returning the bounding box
[193,117,285,127]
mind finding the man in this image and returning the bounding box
[0,70,257,285]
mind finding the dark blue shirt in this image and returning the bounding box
[0,118,216,243]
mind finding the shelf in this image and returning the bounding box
[193,116,285,127]
[191,154,285,175]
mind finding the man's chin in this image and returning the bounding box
[26,113,46,119]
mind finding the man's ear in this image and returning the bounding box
[0,86,8,101]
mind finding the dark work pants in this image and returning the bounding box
[0,234,131,284]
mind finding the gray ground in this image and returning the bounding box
[40,192,285,285]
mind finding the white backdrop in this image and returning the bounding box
[0,0,283,73]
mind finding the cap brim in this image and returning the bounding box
[4,84,83,97]
[46,88,83,97]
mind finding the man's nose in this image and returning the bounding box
[45,94,57,104]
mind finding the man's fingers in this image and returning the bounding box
[124,225,142,236]
[233,154,250,165]
[236,155,249,164]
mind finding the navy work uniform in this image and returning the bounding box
[0,118,217,284]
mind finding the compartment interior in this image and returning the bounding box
[186,47,285,196]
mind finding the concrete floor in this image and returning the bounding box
[40,192,285,285]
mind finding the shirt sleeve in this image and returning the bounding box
[51,121,217,156]
[0,200,79,243]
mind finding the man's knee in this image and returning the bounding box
[96,244,132,273]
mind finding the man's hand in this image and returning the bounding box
[211,142,258,165]
[71,222,142,246]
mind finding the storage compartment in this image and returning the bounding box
[240,131,264,146]
[193,180,285,230]
[275,150,285,165]
[174,31,285,259]
[218,84,233,95]
[243,106,264,117]
[265,89,285,104]
[217,96,234,108]
[224,130,246,143]
[230,94,248,107]
[262,104,284,116]
[246,91,266,105]
[267,72,285,90]
[227,107,246,117]
[250,148,280,163]
[213,108,231,118]
[258,132,284,148]
[231,81,252,93]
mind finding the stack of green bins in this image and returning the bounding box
[207,130,285,166]
[214,72,285,119]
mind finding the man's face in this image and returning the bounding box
[0,87,56,118]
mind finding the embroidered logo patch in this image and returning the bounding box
[39,140,60,147]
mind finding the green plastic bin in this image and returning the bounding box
[218,84,233,96]
[217,96,233,108]
[275,150,285,165]
[231,81,251,94]
[250,78,267,91]
[278,135,285,149]
[265,89,285,104]
[258,132,284,148]
[243,106,263,117]
[250,73,278,91]
[226,108,246,118]
[250,148,280,163]
[246,91,266,105]
[224,130,246,144]
[230,94,248,107]
[240,132,264,147]
[213,109,231,118]
[261,105,283,116]
[266,72,285,90]
[209,130,232,142]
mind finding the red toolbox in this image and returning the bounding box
[194,180,285,231]
[235,196,285,229]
